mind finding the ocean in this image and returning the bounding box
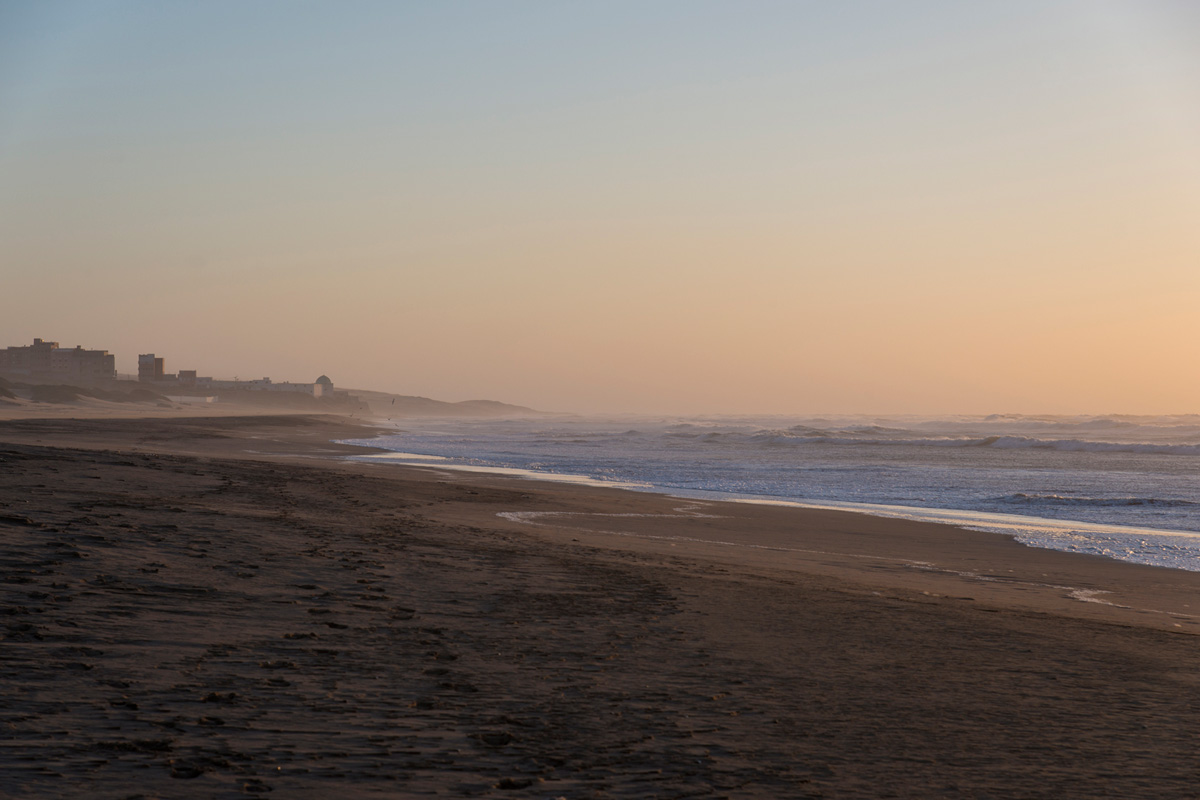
[340,414,1200,572]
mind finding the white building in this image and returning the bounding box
[199,376,333,397]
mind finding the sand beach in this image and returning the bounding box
[3,411,1200,798]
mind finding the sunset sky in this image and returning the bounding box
[2,1,1198,414]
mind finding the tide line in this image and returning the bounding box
[496,507,1197,624]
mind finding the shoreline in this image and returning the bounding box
[8,411,1200,628]
[343,436,1200,575]
[5,412,1200,797]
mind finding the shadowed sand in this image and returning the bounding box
[3,413,1200,798]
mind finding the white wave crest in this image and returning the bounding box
[731,432,1200,455]
[999,493,1200,508]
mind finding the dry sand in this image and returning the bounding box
[3,412,1200,798]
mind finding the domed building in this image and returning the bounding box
[315,375,334,397]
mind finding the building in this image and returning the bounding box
[51,345,117,380]
[138,354,166,382]
[202,377,329,397]
[127,348,334,398]
[0,338,115,380]
[0,338,59,374]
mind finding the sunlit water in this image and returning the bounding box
[339,414,1200,572]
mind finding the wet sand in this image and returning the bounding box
[3,413,1200,798]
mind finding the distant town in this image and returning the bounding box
[0,337,341,403]
[0,336,537,418]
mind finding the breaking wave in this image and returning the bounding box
[999,493,1200,508]
[966,436,1200,455]
[694,430,1200,455]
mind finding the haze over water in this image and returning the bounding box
[3,1,1200,416]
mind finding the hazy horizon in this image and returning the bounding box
[3,1,1198,416]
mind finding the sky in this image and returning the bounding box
[2,0,1199,415]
